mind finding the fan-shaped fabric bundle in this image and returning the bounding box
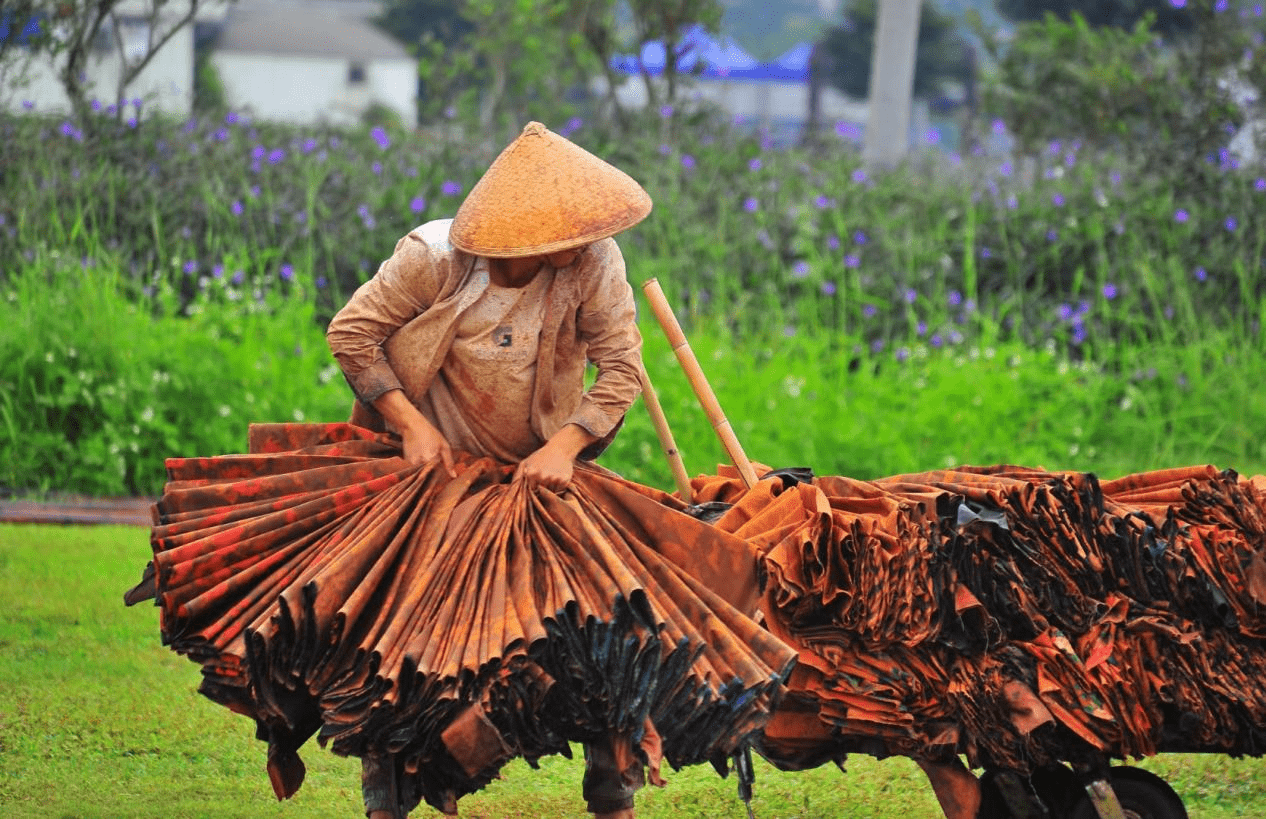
[689,463,1266,774]
[129,423,796,814]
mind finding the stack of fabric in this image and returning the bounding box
[691,463,1266,773]
[130,423,796,812]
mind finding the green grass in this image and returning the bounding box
[4,521,1266,817]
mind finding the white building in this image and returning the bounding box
[1,0,229,118]
[211,3,416,128]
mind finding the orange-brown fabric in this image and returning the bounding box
[133,423,794,813]
[699,465,1266,778]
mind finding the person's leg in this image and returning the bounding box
[582,733,645,817]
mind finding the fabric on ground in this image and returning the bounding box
[131,423,796,813]
[691,463,1266,774]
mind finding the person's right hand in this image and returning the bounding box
[401,420,456,476]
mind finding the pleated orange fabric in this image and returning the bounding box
[132,423,796,813]
[693,464,1266,774]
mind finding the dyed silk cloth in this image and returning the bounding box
[130,423,795,813]
[691,463,1266,773]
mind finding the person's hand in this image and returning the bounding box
[401,421,456,476]
[514,440,575,491]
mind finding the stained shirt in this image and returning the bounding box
[326,219,643,457]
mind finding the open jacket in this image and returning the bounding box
[326,219,643,449]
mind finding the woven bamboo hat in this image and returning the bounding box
[449,121,652,258]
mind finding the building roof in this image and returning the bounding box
[216,4,411,61]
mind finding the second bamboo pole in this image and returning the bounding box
[641,278,759,490]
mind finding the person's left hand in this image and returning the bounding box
[514,441,575,491]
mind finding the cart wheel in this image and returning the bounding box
[1069,766,1187,819]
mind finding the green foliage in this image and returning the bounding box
[994,0,1196,36]
[817,0,973,100]
[1,106,1265,496]
[978,2,1264,174]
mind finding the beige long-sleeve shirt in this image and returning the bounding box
[326,219,643,457]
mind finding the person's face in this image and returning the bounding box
[542,244,589,269]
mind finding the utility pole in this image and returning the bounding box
[863,0,921,167]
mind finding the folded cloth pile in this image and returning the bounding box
[127,423,796,813]
[690,463,1266,773]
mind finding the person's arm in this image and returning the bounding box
[514,423,598,489]
[373,388,456,475]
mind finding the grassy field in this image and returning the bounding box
[3,521,1266,818]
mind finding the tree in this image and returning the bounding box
[995,0,1195,37]
[979,3,1264,175]
[817,0,973,101]
[624,0,724,110]
[1,0,216,124]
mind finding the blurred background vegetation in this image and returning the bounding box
[0,0,1263,498]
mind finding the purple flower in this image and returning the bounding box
[903,287,917,304]
[748,158,763,172]
[1052,193,1065,207]
[301,137,318,153]
[251,144,266,161]
[212,263,225,279]
[316,276,328,289]
[658,143,671,156]
[22,100,35,110]
[1255,178,1265,191]
[814,194,831,209]
[844,254,860,268]
[980,247,992,259]
[999,161,1014,177]
[1194,266,1208,282]
[1225,216,1238,231]
[820,281,837,296]
[58,121,83,141]
[792,261,810,279]
[930,333,944,348]
[916,320,927,336]
[370,126,391,150]
[948,290,962,307]
[372,161,383,175]
[225,112,240,125]
[743,197,759,213]
[863,304,878,318]
[441,180,462,196]
[659,104,674,119]
[1059,303,1075,322]
[853,230,867,245]
[231,200,243,216]
[924,128,941,145]
[851,169,867,184]
[560,117,583,136]
[231,270,245,285]
[827,235,840,251]
[1216,0,1228,10]
[280,264,294,281]
[681,154,696,170]
[1102,283,1118,300]
[213,127,229,142]
[357,204,376,229]
[249,185,260,198]
[1047,229,1059,242]
[1071,320,1087,345]
[1170,0,1185,7]
[267,148,285,164]
[896,347,910,362]
[410,196,426,214]
[1006,194,1019,210]
[1174,208,1190,223]
[871,339,885,354]
[991,119,1006,135]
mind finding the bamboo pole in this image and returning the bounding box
[637,362,695,501]
[641,278,759,490]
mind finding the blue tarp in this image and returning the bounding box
[611,24,806,82]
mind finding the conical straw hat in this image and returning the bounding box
[449,121,653,257]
